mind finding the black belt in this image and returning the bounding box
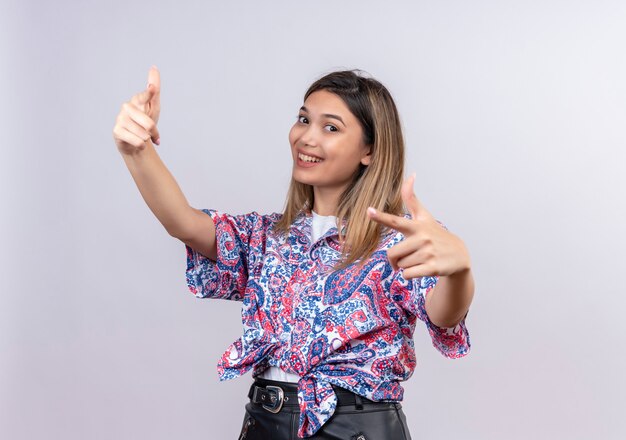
[248,377,377,414]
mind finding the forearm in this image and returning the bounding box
[121,139,195,237]
[425,268,475,328]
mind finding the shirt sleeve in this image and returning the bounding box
[185,208,266,301]
[384,217,471,359]
[389,271,471,358]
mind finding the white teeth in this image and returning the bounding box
[299,153,323,163]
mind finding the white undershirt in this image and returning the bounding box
[258,210,337,383]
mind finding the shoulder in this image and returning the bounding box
[207,209,282,222]
[200,209,284,235]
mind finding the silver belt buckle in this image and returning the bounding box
[262,385,284,413]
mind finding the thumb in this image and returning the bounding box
[146,65,160,106]
[136,83,156,106]
[146,65,160,91]
[402,172,429,220]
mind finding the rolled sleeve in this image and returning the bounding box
[390,270,471,359]
[185,209,263,301]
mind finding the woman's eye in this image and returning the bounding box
[297,115,337,132]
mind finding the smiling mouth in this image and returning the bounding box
[298,152,324,163]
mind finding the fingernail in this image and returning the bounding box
[367,207,376,215]
[155,137,160,145]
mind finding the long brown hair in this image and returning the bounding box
[275,69,406,271]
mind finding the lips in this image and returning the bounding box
[299,153,323,164]
[296,153,324,168]
[297,149,324,161]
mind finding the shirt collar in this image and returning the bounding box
[291,209,348,247]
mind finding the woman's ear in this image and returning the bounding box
[360,145,372,166]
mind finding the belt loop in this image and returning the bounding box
[354,393,363,410]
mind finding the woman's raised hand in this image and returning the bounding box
[366,173,472,280]
[113,65,161,155]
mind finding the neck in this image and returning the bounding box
[312,185,344,216]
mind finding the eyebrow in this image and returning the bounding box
[300,106,346,127]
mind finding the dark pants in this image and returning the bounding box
[237,378,413,440]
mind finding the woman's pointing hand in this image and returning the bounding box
[113,66,161,155]
[366,173,471,279]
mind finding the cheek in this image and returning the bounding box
[288,125,299,146]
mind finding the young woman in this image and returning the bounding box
[113,66,474,439]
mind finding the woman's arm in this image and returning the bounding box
[425,268,474,328]
[113,68,217,260]
[120,140,217,259]
[367,173,475,328]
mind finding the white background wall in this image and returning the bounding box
[1,0,625,438]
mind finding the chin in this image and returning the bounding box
[292,175,315,186]
[292,171,317,186]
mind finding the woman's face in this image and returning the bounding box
[289,89,371,194]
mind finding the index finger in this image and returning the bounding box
[367,207,414,234]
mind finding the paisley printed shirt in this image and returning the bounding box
[185,208,471,438]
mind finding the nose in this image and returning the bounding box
[299,123,319,148]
